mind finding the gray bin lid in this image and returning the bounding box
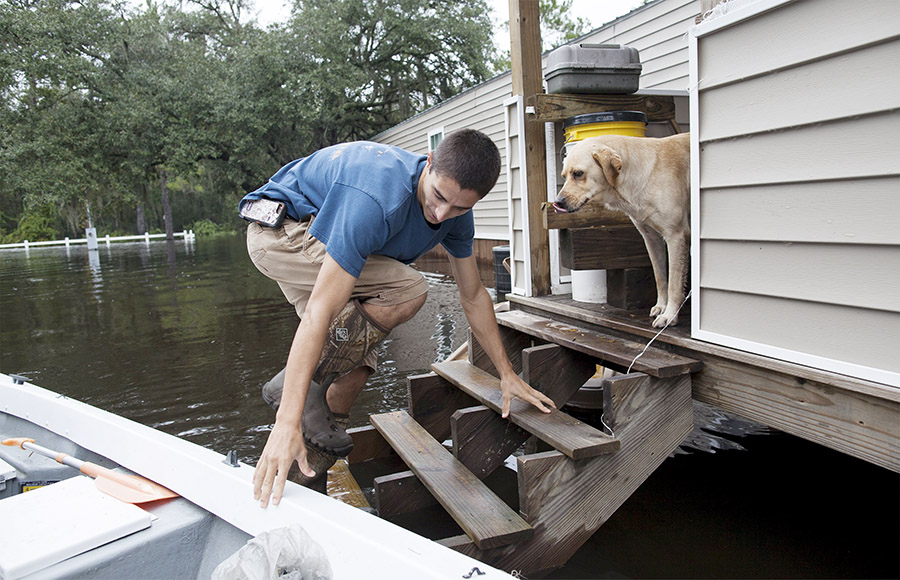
[546,43,642,73]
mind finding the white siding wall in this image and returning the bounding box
[690,0,900,386]
[504,96,531,295]
[374,0,700,242]
[583,0,698,92]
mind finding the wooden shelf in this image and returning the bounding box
[526,93,677,123]
[541,201,632,230]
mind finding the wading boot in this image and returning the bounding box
[261,368,286,411]
[290,413,349,495]
[261,300,389,456]
[303,300,389,456]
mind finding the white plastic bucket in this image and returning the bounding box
[571,269,607,303]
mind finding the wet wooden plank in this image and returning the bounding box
[496,309,702,378]
[542,201,633,230]
[326,459,371,510]
[408,372,477,442]
[432,361,619,460]
[452,406,529,479]
[346,425,393,464]
[445,374,694,574]
[374,470,436,518]
[468,326,532,377]
[522,343,599,408]
[527,93,676,123]
[370,410,533,550]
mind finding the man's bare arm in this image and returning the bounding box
[253,254,357,507]
[448,254,555,417]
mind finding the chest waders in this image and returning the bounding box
[262,299,389,457]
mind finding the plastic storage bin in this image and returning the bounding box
[0,445,71,497]
[0,457,16,499]
[545,44,642,94]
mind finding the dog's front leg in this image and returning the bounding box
[631,220,669,320]
[654,229,690,328]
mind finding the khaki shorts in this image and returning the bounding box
[247,218,429,370]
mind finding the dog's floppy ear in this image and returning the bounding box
[591,146,623,188]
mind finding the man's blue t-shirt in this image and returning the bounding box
[241,142,474,278]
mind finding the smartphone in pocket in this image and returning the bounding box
[239,198,286,228]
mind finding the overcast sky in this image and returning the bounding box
[247,0,648,49]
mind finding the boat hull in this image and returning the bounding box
[0,374,512,579]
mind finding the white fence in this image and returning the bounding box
[0,230,195,250]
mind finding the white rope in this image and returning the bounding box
[599,413,616,439]
[627,290,693,374]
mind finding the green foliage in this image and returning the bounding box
[285,0,495,148]
[2,205,60,243]
[190,218,236,237]
[1,0,496,239]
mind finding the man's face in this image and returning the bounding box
[417,153,481,225]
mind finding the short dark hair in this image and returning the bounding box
[431,129,500,198]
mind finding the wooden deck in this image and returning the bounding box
[334,290,895,574]
[505,294,900,473]
[344,307,696,574]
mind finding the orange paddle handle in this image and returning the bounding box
[1,437,35,449]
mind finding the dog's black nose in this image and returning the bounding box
[553,196,570,213]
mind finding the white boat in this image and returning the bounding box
[0,373,512,579]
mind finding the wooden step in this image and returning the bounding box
[496,309,702,378]
[326,459,371,510]
[369,410,533,550]
[431,360,620,459]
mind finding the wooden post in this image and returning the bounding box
[509,0,551,296]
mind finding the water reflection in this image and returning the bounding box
[430,312,457,363]
[1,235,897,579]
[0,236,469,465]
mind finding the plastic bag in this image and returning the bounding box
[212,523,333,580]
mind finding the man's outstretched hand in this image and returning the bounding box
[499,373,555,418]
[253,420,316,508]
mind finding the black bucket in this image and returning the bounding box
[492,245,511,296]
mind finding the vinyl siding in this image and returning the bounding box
[691,0,900,385]
[591,0,699,91]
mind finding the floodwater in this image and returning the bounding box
[1,236,897,579]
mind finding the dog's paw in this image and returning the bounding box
[649,302,666,318]
[652,311,678,328]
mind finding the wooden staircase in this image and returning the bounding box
[347,304,701,575]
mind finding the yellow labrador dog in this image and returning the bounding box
[554,132,690,328]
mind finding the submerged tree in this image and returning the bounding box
[0,0,497,240]
[0,0,128,239]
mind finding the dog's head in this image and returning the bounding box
[554,138,623,213]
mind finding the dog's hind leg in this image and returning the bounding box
[631,220,670,321]
[654,229,690,328]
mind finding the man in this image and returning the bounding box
[243,129,555,508]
